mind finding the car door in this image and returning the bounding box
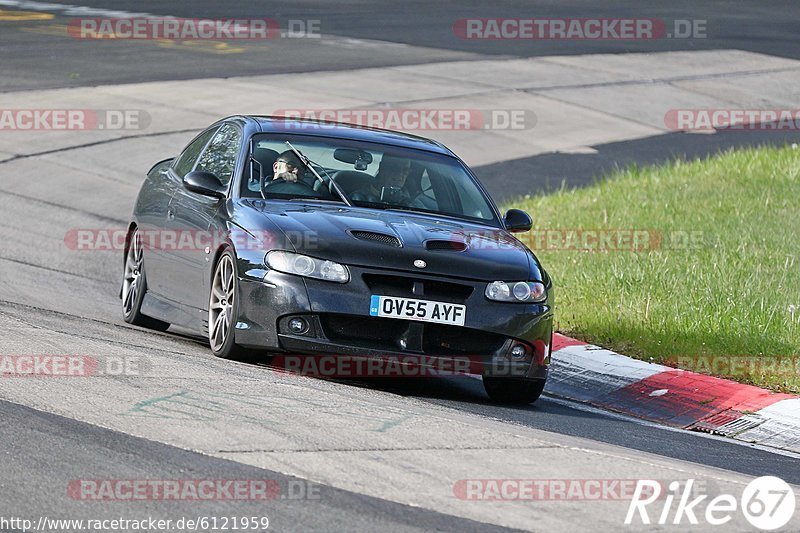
[144,126,218,297]
[166,122,244,311]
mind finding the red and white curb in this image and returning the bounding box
[547,334,800,454]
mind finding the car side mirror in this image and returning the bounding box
[504,209,532,232]
[183,171,227,199]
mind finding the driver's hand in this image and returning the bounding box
[275,171,298,183]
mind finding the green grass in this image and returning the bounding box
[506,145,800,392]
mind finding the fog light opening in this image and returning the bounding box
[510,343,528,361]
[288,317,309,335]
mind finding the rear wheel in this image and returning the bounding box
[483,377,545,405]
[208,251,246,359]
[122,228,170,331]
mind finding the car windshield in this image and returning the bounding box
[242,134,500,224]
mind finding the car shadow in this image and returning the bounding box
[154,325,549,409]
[251,353,548,410]
[475,129,800,202]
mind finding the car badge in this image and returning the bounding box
[414,259,427,269]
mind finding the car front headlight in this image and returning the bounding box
[266,251,349,283]
[485,281,546,303]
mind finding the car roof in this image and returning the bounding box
[241,115,455,156]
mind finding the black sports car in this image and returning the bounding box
[122,116,553,404]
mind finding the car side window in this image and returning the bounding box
[173,127,218,178]
[195,123,243,186]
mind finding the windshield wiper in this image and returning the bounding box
[351,202,442,218]
[284,141,352,207]
[349,201,426,214]
[385,205,436,215]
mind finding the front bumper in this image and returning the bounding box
[234,264,552,380]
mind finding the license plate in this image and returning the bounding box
[369,295,466,326]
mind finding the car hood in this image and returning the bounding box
[241,200,541,282]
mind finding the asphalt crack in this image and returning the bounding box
[0,255,114,284]
[218,445,559,454]
[0,189,128,224]
[0,128,196,165]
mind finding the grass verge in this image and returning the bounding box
[506,145,800,393]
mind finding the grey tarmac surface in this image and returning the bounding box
[3,297,799,487]
[1,0,799,91]
[0,298,798,530]
[2,1,799,199]
[0,398,520,533]
[476,129,800,199]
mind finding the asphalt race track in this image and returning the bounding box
[1,1,799,531]
[4,0,800,90]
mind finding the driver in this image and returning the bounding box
[272,150,305,183]
[353,155,412,203]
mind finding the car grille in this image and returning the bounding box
[319,314,506,356]
[422,323,506,355]
[425,239,467,252]
[320,315,408,345]
[349,230,401,247]
[362,273,473,303]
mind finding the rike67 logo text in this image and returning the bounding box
[626,476,796,530]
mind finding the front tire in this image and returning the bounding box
[208,250,245,359]
[122,227,170,331]
[483,377,545,405]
